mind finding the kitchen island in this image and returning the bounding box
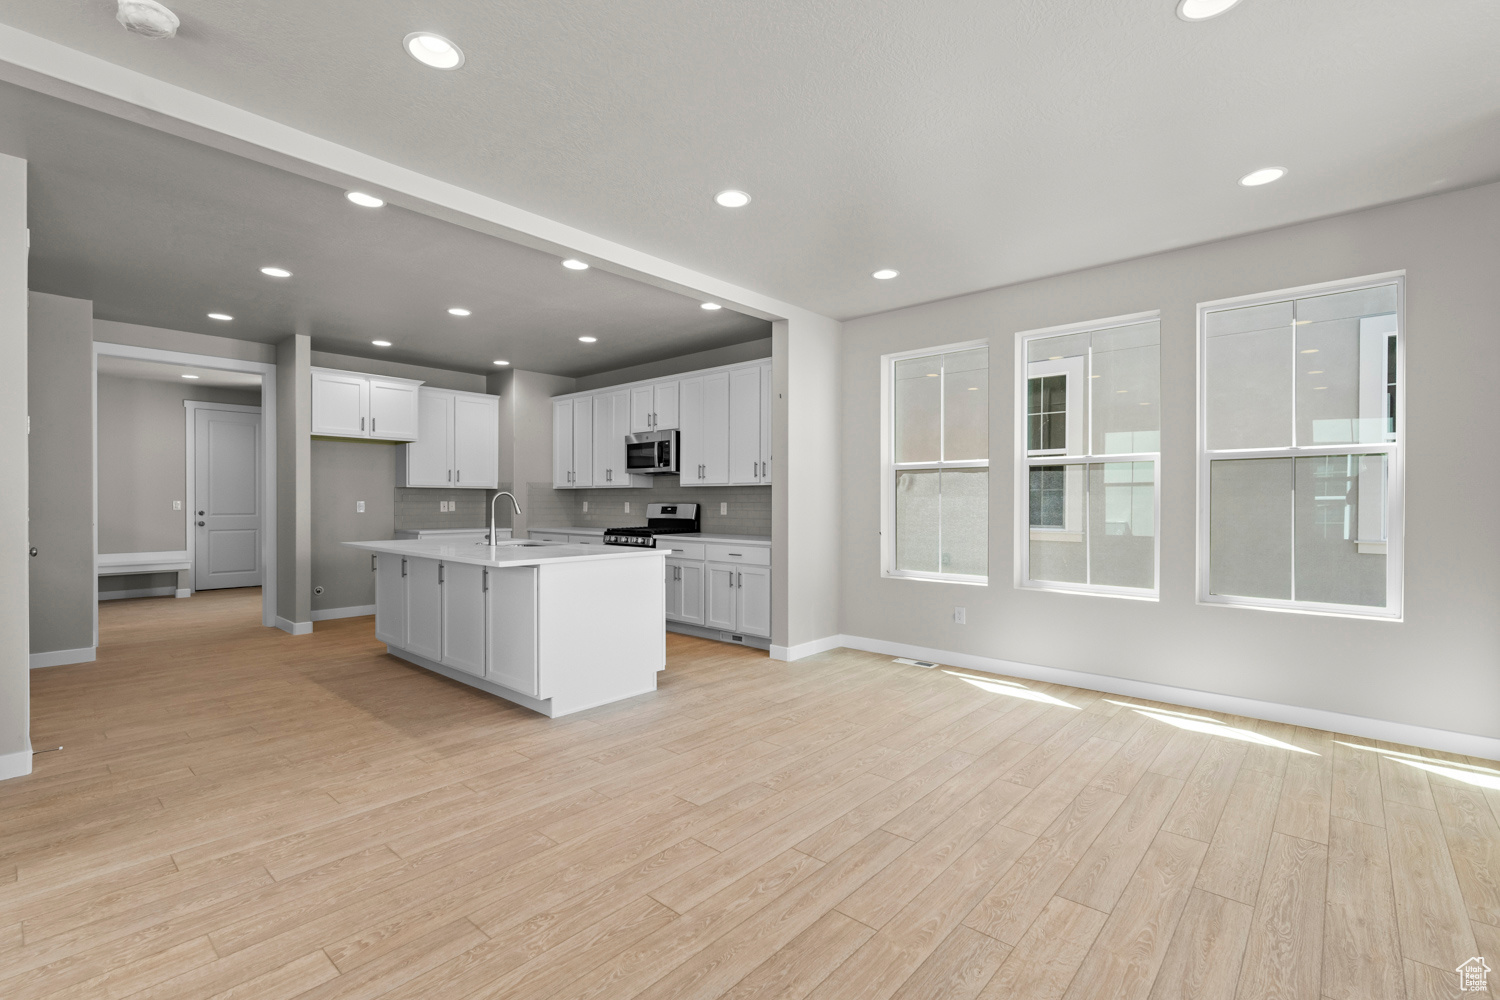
[345,538,666,717]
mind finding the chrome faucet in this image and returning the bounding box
[489,491,522,545]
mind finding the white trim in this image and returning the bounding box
[94,342,277,629]
[769,633,846,661]
[834,634,1500,761]
[97,550,190,575]
[310,604,376,621]
[184,400,265,593]
[0,23,825,328]
[0,748,32,782]
[276,617,313,636]
[1195,272,1405,620]
[30,647,96,668]
[99,586,176,601]
[175,588,191,599]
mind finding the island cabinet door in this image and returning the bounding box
[705,562,737,630]
[441,562,487,678]
[373,554,407,647]
[487,566,539,697]
[405,557,443,662]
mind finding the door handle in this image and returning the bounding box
[198,510,205,516]
[197,521,205,527]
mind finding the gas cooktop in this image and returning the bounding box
[603,503,700,548]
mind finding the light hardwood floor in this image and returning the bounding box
[4,588,1497,1000]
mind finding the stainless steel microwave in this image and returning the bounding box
[625,430,679,475]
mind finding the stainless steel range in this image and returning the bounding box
[603,503,700,547]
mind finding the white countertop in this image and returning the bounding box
[532,527,771,546]
[346,538,665,568]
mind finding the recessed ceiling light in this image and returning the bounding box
[1177,0,1244,19]
[260,266,292,278]
[872,268,900,280]
[207,312,233,321]
[492,360,510,366]
[1239,166,1287,187]
[447,307,471,317]
[714,190,751,208]
[180,374,199,379]
[562,259,590,270]
[372,340,392,347]
[1300,348,1319,354]
[1307,370,1324,374]
[1313,386,1328,390]
[578,336,598,343]
[403,32,464,70]
[345,191,384,208]
[700,302,722,311]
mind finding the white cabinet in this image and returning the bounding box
[630,381,680,432]
[405,557,443,661]
[592,390,647,488]
[312,368,422,441]
[440,562,487,678]
[373,553,408,647]
[665,557,705,626]
[759,361,773,484]
[405,388,499,488]
[553,397,594,488]
[703,560,771,637]
[680,372,729,485]
[729,366,762,485]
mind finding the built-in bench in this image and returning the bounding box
[98,551,191,600]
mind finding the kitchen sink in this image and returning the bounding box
[477,541,551,547]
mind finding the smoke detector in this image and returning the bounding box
[116,0,180,39]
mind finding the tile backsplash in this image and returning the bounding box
[526,476,771,536]
[394,484,511,531]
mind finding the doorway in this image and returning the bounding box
[92,343,278,638]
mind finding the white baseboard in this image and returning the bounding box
[30,647,97,669]
[175,588,191,599]
[310,604,376,622]
[0,748,33,781]
[770,633,846,662]
[99,586,176,601]
[275,616,313,636]
[817,634,1500,761]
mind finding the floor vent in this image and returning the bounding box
[894,657,938,669]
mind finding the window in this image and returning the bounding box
[884,343,988,583]
[1015,313,1161,598]
[1198,273,1403,618]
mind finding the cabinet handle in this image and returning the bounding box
[372,417,376,434]
[457,469,461,483]
[371,554,376,572]
[448,470,452,482]
[401,558,406,577]
[439,564,444,585]
[360,416,365,432]
[737,571,743,589]
[483,569,489,593]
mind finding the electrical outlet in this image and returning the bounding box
[624,502,631,513]
[172,500,182,511]
[356,500,365,513]
[439,500,450,513]
[720,502,727,515]
[582,501,589,513]
[954,606,966,625]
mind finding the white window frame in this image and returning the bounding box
[881,339,990,586]
[1014,311,1162,601]
[1195,271,1405,620]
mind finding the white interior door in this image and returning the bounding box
[193,407,263,590]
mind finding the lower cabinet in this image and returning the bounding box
[700,560,771,637]
[375,556,540,696]
[664,558,705,627]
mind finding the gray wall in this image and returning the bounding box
[94,319,276,364]
[276,334,311,627]
[97,374,260,553]
[507,369,578,538]
[572,337,772,392]
[839,179,1500,742]
[28,293,95,658]
[310,437,396,613]
[0,154,28,774]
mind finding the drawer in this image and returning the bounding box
[529,532,569,543]
[569,535,604,546]
[660,541,705,560]
[705,543,770,565]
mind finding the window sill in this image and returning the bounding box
[884,571,989,587]
[1018,581,1159,602]
[1029,530,1083,544]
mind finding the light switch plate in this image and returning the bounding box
[624,502,631,513]
[720,502,727,515]
[954,606,966,625]
[356,501,365,513]
[172,500,182,510]
[582,501,588,513]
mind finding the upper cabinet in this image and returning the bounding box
[404,387,500,489]
[312,368,423,441]
[552,358,770,490]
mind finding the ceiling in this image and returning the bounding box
[0,83,769,378]
[97,354,263,388]
[1,0,1496,322]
